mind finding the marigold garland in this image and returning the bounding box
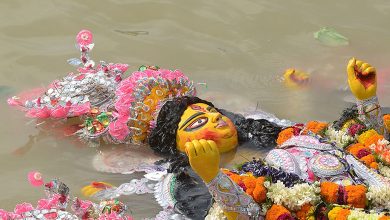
[364,134,385,148]
[253,177,267,203]
[345,185,367,208]
[303,121,328,135]
[358,129,379,145]
[277,128,295,146]
[265,204,292,220]
[360,154,376,167]
[295,203,313,220]
[384,114,390,133]
[320,182,339,203]
[347,143,367,157]
[223,170,268,203]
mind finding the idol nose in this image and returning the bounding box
[211,113,222,123]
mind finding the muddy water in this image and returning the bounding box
[1,0,390,218]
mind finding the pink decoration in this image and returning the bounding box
[114,95,134,116]
[36,194,60,210]
[77,66,96,74]
[7,97,22,106]
[14,203,34,215]
[112,68,195,132]
[51,105,71,118]
[71,102,91,116]
[76,30,93,46]
[26,107,51,119]
[0,209,10,219]
[28,171,44,187]
[98,212,133,220]
[108,63,129,74]
[108,119,130,141]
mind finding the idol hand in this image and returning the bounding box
[185,139,220,183]
[81,181,114,197]
[347,58,377,100]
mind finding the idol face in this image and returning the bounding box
[176,103,238,153]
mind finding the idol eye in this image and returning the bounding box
[185,117,208,131]
[209,108,218,113]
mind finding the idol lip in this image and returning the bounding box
[215,119,228,129]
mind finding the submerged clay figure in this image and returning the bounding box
[186,58,390,219]
[7,30,390,219]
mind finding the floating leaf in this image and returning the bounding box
[314,27,349,46]
[67,58,82,67]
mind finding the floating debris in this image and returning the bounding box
[283,68,310,88]
[115,30,149,36]
[314,27,349,46]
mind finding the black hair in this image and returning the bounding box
[218,109,282,148]
[332,105,359,130]
[148,96,214,156]
[173,168,213,220]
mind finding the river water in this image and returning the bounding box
[1,0,390,218]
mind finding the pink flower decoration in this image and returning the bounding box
[70,102,91,116]
[28,171,44,187]
[0,209,10,219]
[51,105,71,118]
[98,212,133,220]
[26,107,51,119]
[114,95,134,115]
[115,83,133,97]
[109,119,130,141]
[76,30,93,46]
[77,66,96,74]
[43,212,59,219]
[36,194,60,210]
[14,203,34,215]
[108,63,129,74]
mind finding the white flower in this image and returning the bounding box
[367,186,390,210]
[379,163,390,178]
[347,209,381,220]
[265,181,320,211]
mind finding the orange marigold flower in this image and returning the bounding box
[370,162,379,169]
[360,154,376,167]
[379,216,390,220]
[358,129,379,145]
[229,174,242,184]
[277,128,295,146]
[320,182,339,203]
[265,204,291,220]
[345,185,367,208]
[253,177,267,203]
[296,204,312,220]
[384,114,390,133]
[304,121,328,135]
[364,134,385,148]
[243,176,257,189]
[246,187,254,197]
[347,143,367,156]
